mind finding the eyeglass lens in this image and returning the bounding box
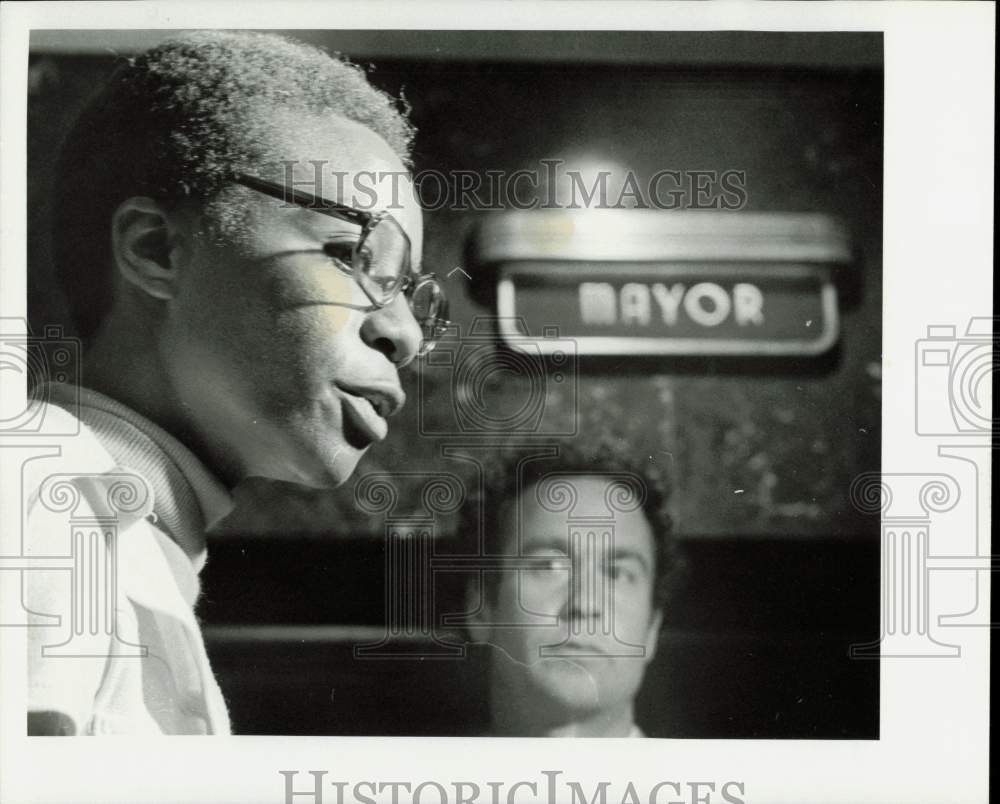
[355,214,410,302]
[359,216,448,352]
[410,278,448,349]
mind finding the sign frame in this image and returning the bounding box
[496,262,840,357]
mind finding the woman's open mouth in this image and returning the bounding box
[340,390,389,447]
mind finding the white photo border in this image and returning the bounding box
[1,2,992,803]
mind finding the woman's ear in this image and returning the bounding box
[111,197,183,301]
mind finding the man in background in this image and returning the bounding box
[464,438,681,737]
[25,30,446,734]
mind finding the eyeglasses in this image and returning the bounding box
[232,172,450,355]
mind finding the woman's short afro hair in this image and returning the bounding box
[52,29,416,340]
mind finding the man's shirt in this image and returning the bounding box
[24,383,232,734]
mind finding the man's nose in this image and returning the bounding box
[360,294,423,368]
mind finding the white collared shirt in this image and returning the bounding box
[25,384,232,734]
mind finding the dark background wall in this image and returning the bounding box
[27,31,882,738]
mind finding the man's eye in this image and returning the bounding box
[607,562,642,585]
[527,554,570,574]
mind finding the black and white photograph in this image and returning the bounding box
[0,3,992,804]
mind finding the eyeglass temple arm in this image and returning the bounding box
[232,172,372,227]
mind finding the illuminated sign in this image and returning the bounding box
[497,262,836,355]
[473,210,850,357]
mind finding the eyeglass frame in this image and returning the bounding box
[231,171,450,352]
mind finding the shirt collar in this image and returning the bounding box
[39,382,233,569]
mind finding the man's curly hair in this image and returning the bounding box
[460,434,684,612]
[52,30,415,341]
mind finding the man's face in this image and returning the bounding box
[159,115,424,487]
[475,474,662,722]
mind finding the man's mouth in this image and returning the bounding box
[547,638,608,657]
